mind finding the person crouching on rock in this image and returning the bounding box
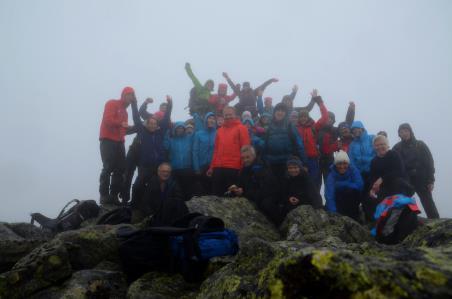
[324,150,364,222]
[280,157,323,220]
[131,162,188,225]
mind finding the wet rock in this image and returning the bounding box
[280,205,373,244]
[30,269,127,299]
[403,218,452,248]
[127,272,198,299]
[187,196,280,242]
[0,239,72,298]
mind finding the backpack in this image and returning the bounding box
[96,206,132,225]
[375,206,419,245]
[117,213,239,282]
[30,199,100,233]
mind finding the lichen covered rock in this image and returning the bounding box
[187,196,280,242]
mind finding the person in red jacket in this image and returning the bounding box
[207,106,251,196]
[208,83,237,116]
[99,87,136,205]
[296,89,329,191]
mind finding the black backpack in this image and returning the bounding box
[376,206,419,245]
[96,206,132,225]
[117,213,237,282]
[31,199,100,233]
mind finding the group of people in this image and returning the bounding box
[98,64,439,226]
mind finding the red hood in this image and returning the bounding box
[120,86,135,105]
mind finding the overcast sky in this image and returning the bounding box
[1,0,451,222]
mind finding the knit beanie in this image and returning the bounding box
[334,150,350,165]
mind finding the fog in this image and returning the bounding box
[1,0,451,222]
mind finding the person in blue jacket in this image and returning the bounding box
[242,118,264,155]
[130,96,172,205]
[348,121,376,176]
[192,112,217,194]
[262,103,307,179]
[325,150,364,221]
[164,121,194,201]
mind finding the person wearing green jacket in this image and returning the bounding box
[185,62,214,116]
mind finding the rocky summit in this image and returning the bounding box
[1,196,451,298]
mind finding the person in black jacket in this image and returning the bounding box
[131,162,188,225]
[228,145,282,225]
[368,135,407,217]
[393,123,439,218]
[280,157,323,220]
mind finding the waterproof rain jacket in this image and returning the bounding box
[325,164,364,212]
[210,119,250,170]
[164,122,194,170]
[348,121,376,173]
[192,112,216,172]
[99,87,134,142]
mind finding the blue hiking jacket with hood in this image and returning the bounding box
[348,121,376,173]
[325,164,364,212]
[192,112,216,172]
[164,122,193,170]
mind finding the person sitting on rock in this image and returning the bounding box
[130,96,172,205]
[325,150,364,221]
[207,106,250,196]
[131,162,188,225]
[280,157,323,222]
[227,145,281,225]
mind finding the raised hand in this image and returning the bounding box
[256,89,263,97]
[121,121,129,129]
[310,89,319,98]
[292,84,299,92]
[289,196,300,205]
[166,95,173,104]
[185,62,191,69]
[271,78,279,83]
[145,97,154,104]
[222,72,229,79]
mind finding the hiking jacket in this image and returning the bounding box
[348,121,376,173]
[131,101,171,168]
[393,132,435,184]
[263,118,307,165]
[210,119,250,170]
[369,150,407,199]
[257,95,274,116]
[296,99,329,158]
[281,170,323,210]
[325,164,364,212]
[192,113,217,172]
[318,104,355,157]
[99,87,133,142]
[164,122,194,170]
[138,176,188,226]
[185,64,211,102]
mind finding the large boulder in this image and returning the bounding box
[187,196,280,242]
[127,272,198,299]
[280,205,373,244]
[198,237,452,298]
[29,269,127,299]
[403,218,452,248]
[0,223,51,272]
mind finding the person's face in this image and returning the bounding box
[340,127,351,137]
[223,108,235,121]
[282,98,292,109]
[207,116,216,128]
[299,114,309,125]
[261,116,270,125]
[186,127,194,135]
[352,128,363,138]
[217,116,224,127]
[264,99,272,107]
[158,165,171,181]
[124,92,136,105]
[175,126,185,136]
[290,114,298,124]
[244,122,252,129]
[328,118,335,126]
[218,89,226,97]
[399,128,411,142]
[374,139,389,157]
[206,81,214,91]
[160,104,168,112]
[336,162,349,175]
[241,151,255,167]
[274,110,286,121]
[146,118,159,132]
[287,164,301,177]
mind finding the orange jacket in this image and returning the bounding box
[99,87,134,142]
[210,119,250,170]
[296,102,329,158]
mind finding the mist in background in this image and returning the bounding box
[1,0,451,222]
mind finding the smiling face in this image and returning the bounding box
[352,127,363,138]
[274,110,286,122]
[335,162,349,174]
[158,164,171,181]
[374,138,389,157]
[223,107,236,121]
[287,164,301,177]
[399,128,411,142]
[146,118,159,132]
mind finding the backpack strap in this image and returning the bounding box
[56,199,80,220]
